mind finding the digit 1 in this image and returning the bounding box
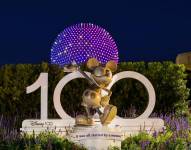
[26,73,48,119]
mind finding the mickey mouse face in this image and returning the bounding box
[86,58,117,87]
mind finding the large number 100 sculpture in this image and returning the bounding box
[23,58,164,135]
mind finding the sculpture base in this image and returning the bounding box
[68,125,123,150]
[20,119,75,136]
[21,118,165,138]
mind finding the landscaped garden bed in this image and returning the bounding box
[0,61,190,149]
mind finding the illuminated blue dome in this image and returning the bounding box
[51,23,119,66]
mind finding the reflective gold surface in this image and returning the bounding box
[75,58,118,126]
[100,105,117,125]
[176,51,191,71]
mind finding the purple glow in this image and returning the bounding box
[50,23,119,66]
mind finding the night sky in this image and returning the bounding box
[0,0,191,65]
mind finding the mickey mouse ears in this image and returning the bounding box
[106,60,117,72]
[87,58,100,69]
[87,58,117,72]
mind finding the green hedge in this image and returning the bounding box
[187,70,191,100]
[0,62,190,118]
[120,131,191,150]
[1,130,190,150]
[0,132,85,150]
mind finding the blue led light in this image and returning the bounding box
[51,23,119,66]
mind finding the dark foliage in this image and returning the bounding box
[0,62,189,120]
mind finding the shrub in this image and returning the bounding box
[1,113,190,150]
[0,62,189,119]
[121,131,190,150]
[0,132,86,150]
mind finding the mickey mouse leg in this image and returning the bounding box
[75,106,94,126]
[100,105,117,125]
[85,106,91,119]
[95,108,103,115]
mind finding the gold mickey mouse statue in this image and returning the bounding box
[74,58,118,126]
